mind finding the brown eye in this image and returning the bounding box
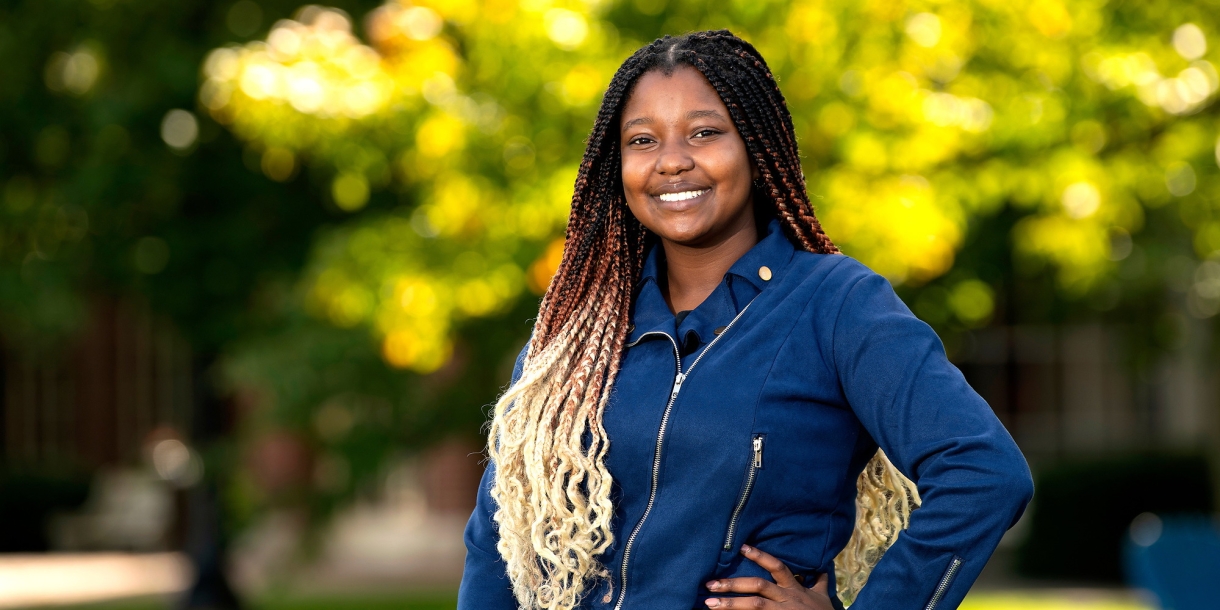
[692,129,722,138]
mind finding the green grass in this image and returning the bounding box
[959,591,1153,610]
[258,595,458,610]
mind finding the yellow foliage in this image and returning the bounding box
[1014,215,1111,292]
[948,280,995,327]
[261,147,296,182]
[821,173,963,284]
[560,63,605,107]
[529,238,566,295]
[383,326,452,372]
[415,113,466,158]
[1027,0,1073,39]
[203,0,1220,369]
[332,173,370,211]
[424,173,483,237]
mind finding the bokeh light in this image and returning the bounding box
[45,48,100,95]
[160,110,199,151]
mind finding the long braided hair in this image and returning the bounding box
[486,30,920,609]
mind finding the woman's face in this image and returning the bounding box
[619,66,758,248]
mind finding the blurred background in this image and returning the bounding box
[2,0,1219,608]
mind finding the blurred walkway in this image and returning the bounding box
[0,551,1157,610]
[0,553,190,608]
[0,520,1156,609]
[229,507,467,594]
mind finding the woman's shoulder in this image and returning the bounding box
[783,251,914,335]
[786,251,888,298]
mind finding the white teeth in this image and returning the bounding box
[657,189,709,202]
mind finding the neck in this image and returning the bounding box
[661,213,759,313]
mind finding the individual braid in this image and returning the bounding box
[487,30,917,609]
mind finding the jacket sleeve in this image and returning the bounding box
[826,263,1033,610]
[457,344,529,610]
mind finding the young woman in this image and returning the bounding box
[458,31,1033,610]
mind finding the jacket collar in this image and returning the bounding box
[628,217,795,349]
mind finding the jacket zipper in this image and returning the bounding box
[722,434,761,553]
[614,302,754,610]
[924,556,963,610]
[723,435,764,550]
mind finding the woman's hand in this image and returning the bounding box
[704,544,835,609]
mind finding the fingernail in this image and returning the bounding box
[706,599,721,608]
[706,580,720,590]
[741,544,753,553]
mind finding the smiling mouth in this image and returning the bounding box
[656,189,710,203]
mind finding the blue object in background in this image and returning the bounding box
[1123,513,1220,610]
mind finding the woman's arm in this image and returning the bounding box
[827,263,1033,610]
[457,461,519,608]
[456,344,529,609]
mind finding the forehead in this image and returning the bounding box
[621,66,728,123]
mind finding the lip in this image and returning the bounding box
[650,181,712,196]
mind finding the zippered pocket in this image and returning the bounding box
[924,555,963,610]
[723,434,764,550]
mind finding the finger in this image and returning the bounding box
[705,595,769,609]
[740,544,800,589]
[706,576,784,600]
[811,572,829,596]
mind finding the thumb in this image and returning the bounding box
[811,572,829,596]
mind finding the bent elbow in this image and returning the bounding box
[993,454,1034,528]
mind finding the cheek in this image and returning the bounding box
[705,145,753,193]
[620,156,651,210]
[621,154,648,190]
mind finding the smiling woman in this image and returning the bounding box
[460,30,1032,610]
[619,67,759,312]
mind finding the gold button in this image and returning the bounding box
[758,266,772,281]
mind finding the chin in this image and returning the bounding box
[655,223,718,246]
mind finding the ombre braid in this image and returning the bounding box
[487,30,919,609]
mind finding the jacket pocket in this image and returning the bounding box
[924,555,963,610]
[722,434,764,551]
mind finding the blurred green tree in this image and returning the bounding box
[3,0,1220,557]
[205,0,1220,526]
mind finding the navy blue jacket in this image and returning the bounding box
[460,219,1033,610]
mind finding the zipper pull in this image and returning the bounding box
[753,436,764,469]
[671,372,686,398]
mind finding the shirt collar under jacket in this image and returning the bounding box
[628,217,797,353]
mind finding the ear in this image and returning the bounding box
[751,164,760,182]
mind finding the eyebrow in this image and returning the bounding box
[621,116,652,131]
[686,109,725,121]
[621,109,727,132]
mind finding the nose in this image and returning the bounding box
[654,139,694,175]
